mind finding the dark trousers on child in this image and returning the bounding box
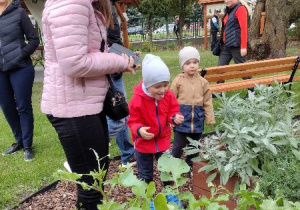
[135,150,171,186]
[135,150,163,183]
[47,112,109,210]
[0,65,34,148]
[172,131,202,168]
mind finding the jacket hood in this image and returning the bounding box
[133,81,153,100]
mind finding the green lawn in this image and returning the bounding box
[0,46,299,209]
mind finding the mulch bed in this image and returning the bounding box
[16,159,193,209]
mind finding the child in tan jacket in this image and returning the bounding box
[170,46,215,173]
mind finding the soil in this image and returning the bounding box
[16,159,193,210]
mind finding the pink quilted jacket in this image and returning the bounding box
[41,0,128,118]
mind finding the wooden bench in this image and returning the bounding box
[199,56,300,94]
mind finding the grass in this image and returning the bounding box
[0,46,300,209]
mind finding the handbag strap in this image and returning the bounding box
[96,19,115,90]
[106,74,115,88]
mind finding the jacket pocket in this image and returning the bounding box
[194,106,205,133]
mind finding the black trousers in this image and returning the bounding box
[174,28,179,38]
[135,150,172,186]
[217,46,253,91]
[172,131,202,168]
[135,150,169,184]
[218,45,246,66]
[47,112,109,210]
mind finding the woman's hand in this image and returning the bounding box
[139,127,154,140]
[121,54,136,74]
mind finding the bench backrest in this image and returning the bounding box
[199,56,300,82]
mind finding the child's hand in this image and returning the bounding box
[139,127,154,140]
[172,114,184,125]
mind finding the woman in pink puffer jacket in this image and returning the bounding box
[41,0,135,208]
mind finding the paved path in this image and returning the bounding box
[34,66,44,82]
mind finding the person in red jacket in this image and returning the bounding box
[127,54,184,185]
[217,0,254,97]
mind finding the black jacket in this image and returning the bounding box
[224,2,244,48]
[107,8,123,80]
[0,0,39,72]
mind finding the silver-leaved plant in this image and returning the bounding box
[185,83,300,186]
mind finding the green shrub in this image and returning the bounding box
[164,41,177,50]
[288,19,300,41]
[139,42,158,52]
[259,151,300,202]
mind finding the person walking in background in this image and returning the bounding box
[106,1,135,166]
[0,0,39,161]
[218,0,254,95]
[210,10,220,51]
[41,0,136,209]
[173,16,179,39]
[127,54,184,205]
[170,47,215,175]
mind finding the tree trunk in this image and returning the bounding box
[178,0,187,46]
[248,0,300,60]
[147,13,153,43]
[248,0,287,59]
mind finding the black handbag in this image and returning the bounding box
[213,13,226,56]
[103,75,129,121]
[212,39,221,56]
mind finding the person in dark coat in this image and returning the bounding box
[173,16,179,39]
[210,10,220,51]
[106,2,135,166]
[0,0,39,161]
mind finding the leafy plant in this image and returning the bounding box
[158,155,230,210]
[185,84,300,186]
[236,183,264,209]
[236,183,300,210]
[260,197,300,210]
[258,150,300,202]
[55,151,231,209]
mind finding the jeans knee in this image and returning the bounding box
[17,105,33,114]
[108,118,126,139]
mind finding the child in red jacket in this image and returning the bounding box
[127,54,184,184]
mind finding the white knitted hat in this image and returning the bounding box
[142,54,170,88]
[178,46,200,67]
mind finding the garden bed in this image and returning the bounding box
[16,159,193,209]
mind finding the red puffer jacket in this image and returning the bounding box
[127,82,180,153]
